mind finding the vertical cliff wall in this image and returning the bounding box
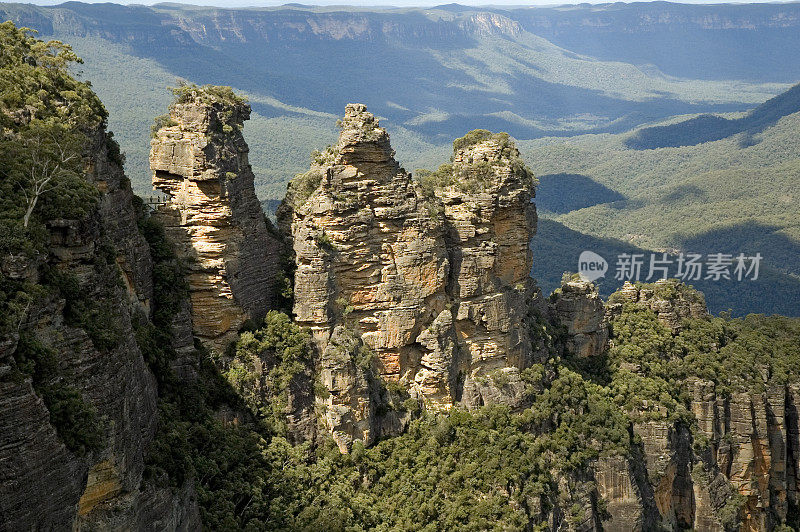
[434,132,538,408]
[555,279,800,531]
[548,277,608,358]
[150,92,280,353]
[0,127,199,530]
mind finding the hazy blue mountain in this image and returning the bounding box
[525,98,800,316]
[507,2,800,83]
[626,82,800,149]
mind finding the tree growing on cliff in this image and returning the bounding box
[0,21,102,249]
[0,119,85,227]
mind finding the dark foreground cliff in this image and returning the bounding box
[3,22,800,531]
[0,22,199,528]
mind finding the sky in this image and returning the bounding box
[22,0,800,6]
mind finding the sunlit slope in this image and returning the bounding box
[525,108,800,315]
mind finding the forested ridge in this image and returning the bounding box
[526,92,800,316]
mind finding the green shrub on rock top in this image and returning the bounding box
[168,82,248,108]
[284,168,323,209]
[414,129,536,196]
[150,113,177,138]
[452,129,493,153]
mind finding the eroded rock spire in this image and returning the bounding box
[150,87,280,352]
[281,105,539,449]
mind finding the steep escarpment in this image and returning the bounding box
[150,86,281,353]
[552,278,800,531]
[0,22,198,529]
[280,106,539,448]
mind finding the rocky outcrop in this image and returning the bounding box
[592,282,800,531]
[151,91,280,353]
[281,106,537,448]
[549,277,608,358]
[279,104,449,448]
[609,279,707,332]
[317,325,409,451]
[435,130,538,409]
[685,381,799,531]
[0,128,199,529]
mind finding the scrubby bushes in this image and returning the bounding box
[227,311,313,435]
[582,283,800,426]
[415,128,536,196]
[168,82,248,108]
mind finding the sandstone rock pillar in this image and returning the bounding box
[150,89,279,352]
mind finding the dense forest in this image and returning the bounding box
[526,97,800,316]
[144,283,800,529]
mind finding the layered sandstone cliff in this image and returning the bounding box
[280,105,538,449]
[0,128,199,530]
[150,91,280,353]
[550,279,800,531]
[548,276,608,358]
[434,129,539,409]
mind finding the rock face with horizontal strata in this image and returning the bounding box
[150,94,280,353]
[0,127,199,530]
[592,281,800,531]
[549,277,609,358]
[434,131,539,409]
[281,105,538,447]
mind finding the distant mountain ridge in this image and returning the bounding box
[0,0,793,198]
[626,82,800,149]
[525,86,800,316]
[508,1,800,82]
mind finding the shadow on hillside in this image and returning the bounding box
[535,174,625,214]
[625,82,800,150]
[531,218,800,316]
[659,184,707,203]
[679,222,800,277]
